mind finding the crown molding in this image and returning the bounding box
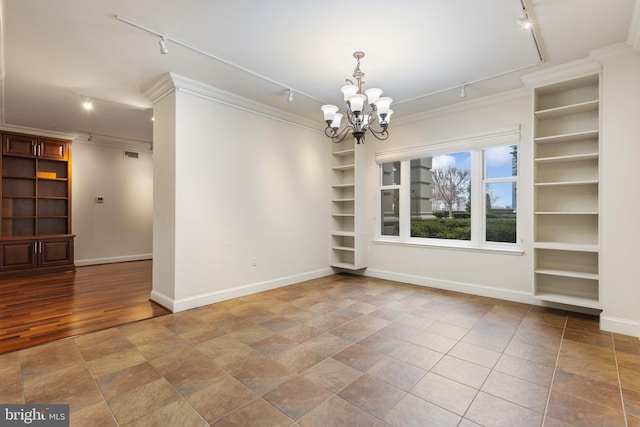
[590,42,638,64]
[73,133,152,152]
[521,57,601,88]
[0,123,76,141]
[628,0,640,52]
[143,72,323,133]
[394,87,530,126]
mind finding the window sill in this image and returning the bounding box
[373,238,524,256]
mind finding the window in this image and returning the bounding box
[381,161,401,236]
[484,146,518,244]
[377,127,520,250]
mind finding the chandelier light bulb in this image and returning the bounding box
[365,88,383,105]
[321,104,339,123]
[341,85,358,102]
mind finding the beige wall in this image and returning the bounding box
[72,140,153,265]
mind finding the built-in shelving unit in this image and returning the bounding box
[532,73,601,309]
[330,139,366,270]
[0,132,75,277]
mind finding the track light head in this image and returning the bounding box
[158,37,169,54]
[517,13,533,30]
[460,85,467,98]
[287,89,294,102]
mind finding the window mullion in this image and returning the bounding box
[399,159,411,241]
[471,151,484,245]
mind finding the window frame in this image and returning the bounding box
[375,126,522,253]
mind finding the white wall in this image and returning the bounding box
[600,52,640,336]
[72,140,153,265]
[363,93,536,302]
[149,76,331,311]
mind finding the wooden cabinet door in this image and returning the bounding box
[38,139,68,161]
[40,237,74,267]
[0,240,37,270]
[3,133,36,157]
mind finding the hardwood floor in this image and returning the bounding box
[0,260,170,354]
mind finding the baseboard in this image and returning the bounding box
[363,268,601,315]
[600,315,640,338]
[151,267,334,313]
[75,254,153,267]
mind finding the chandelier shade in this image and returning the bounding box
[321,51,393,144]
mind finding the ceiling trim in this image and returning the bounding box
[521,57,601,88]
[628,0,640,51]
[394,87,530,126]
[144,72,323,133]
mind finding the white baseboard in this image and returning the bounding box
[600,315,640,338]
[75,254,153,267]
[363,268,601,315]
[150,267,334,313]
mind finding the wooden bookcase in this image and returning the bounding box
[0,132,74,277]
[330,138,367,270]
[532,73,601,309]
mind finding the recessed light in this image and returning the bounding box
[82,101,93,111]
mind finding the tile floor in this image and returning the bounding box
[1,274,639,426]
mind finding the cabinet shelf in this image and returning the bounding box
[533,292,600,309]
[535,153,598,163]
[533,241,599,252]
[332,198,355,203]
[535,130,599,144]
[332,246,355,252]
[332,231,355,237]
[2,175,36,180]
[534,100,599,119]
[332,183,355,189]
[332,164,355,171]
[333,148,355,157]
[535,211,598,215]
[332,213,355,217]
[535,180,598,187]
[535,268,598,280]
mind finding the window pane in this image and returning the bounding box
[411,153,471,241]
[381,189,399,236]
[382,161,401,185]
[486,145,518,179]
[486,182,517,243]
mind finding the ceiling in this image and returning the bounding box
[0,0,637,146]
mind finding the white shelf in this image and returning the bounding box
[535,100,599,119]
[332,213,355,217]
[533,241,599,252]
[535,180,598,187]
[332,164,355,171]
[535,153,598,164]
[332,183,355,189]
[535,268,598,280]
[333,148,355,157]
[534,292,601,310]
[535,211,598,215]
[535,130,599,144]
[332,198,355,202]
[332,246,355,252]
[330,262,361,270]
[332,231,355,237]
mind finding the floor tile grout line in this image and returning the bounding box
[540,312,568,426]
[611,335,630,427]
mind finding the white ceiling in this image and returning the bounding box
[0,0,637,145]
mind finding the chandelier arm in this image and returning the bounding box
[366,124,390,141]
[325,125,353,144]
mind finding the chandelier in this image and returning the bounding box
[321,51,393,144]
